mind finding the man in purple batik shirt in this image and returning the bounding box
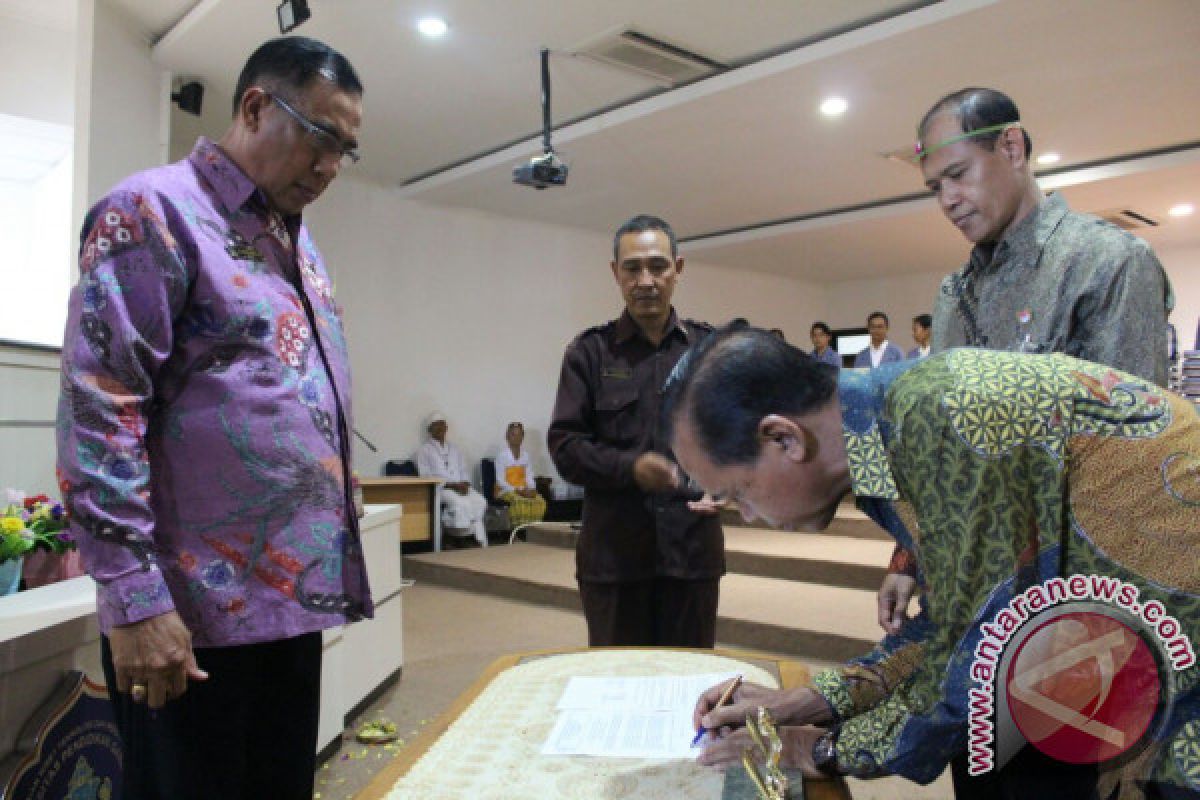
[56,37,368,800]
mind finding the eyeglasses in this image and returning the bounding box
[267,92,360,165]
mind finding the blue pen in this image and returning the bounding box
[691,674,743,746]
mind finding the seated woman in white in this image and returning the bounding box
[493,422,547,527]
[416,411,488,547]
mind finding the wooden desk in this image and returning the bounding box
[360,477,443,550]
[357,647,849,800]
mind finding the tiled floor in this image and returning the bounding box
[314,582,952,800]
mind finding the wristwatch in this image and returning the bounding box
[811,729,840,776]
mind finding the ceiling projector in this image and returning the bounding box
[514,48,568,190]
[513,151,568,190]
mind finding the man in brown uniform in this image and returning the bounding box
[548,214,723,647]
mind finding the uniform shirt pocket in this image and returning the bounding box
[595,381,640,446]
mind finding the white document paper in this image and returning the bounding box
[542,672,737,758]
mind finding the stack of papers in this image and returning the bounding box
[541,673,736,759]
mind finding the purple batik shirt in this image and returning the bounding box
[56,138,372,647]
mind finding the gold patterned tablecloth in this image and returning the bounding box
[375,650,779,800]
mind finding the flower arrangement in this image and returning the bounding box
[0,492,73,564]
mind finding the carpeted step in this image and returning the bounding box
[404,543,883,663]
[521,524,893,590]
[721,502,891,541]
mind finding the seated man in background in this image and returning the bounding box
[416,412,488,547]
[809,321,841,367]
[853,311,904,368]
[494,421,546,527]
[908,313,932,359]
[666,325,1199,797]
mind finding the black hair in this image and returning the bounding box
[662,323,838,466]
[810,321,832,336]
[917,87,1032,158]
[867,311,889,326]
[232,36,363,117]
[612,214,678,262]
[913,313,932,330]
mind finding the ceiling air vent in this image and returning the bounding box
[573,28,724,87]
[1093,208,1159,230]
[881,144,919,167]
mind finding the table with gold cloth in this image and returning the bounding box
[356,647,849,800]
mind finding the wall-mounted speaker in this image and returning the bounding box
[171,82,204,116]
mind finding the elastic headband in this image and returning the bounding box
[914,121,1021,162]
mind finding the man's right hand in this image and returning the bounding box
[632,453,680,493]
[108,610,208,709]
[877,573,917,634]
[687,493,727,515]
[692,680,833,740]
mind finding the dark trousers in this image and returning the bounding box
[950,745,1100,800]
[101,632,322,800]
[579,577,720,647]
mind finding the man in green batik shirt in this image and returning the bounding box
[664,325,1199,798]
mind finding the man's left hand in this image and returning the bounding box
[697,724,830,778]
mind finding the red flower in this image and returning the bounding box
[24,494,50,509]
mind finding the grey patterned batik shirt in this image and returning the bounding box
[931,192,1174,386]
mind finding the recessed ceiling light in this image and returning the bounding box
[1036,152,1061,165]
[819,96,848,117]
[417,17,448,37]
[1169,203,1194,218]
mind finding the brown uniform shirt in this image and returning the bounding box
[548,309,724,583]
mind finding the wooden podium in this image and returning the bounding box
[357,647,849,800]
[360,477,442,549]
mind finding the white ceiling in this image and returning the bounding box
[0,0,76,31]
[133,0,1200,283]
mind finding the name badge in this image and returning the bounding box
[225,230,266,263]
[602,367,633,380]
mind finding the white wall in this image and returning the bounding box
[168,82,233,163]
[0,11,75,126]
[0,347,61,495]
[305,179,825,482]
[822,270,946,354]
[73,0,168,236]
[822,240,1200,359]
[1158,243,1200,352]
[0,0,168,497]
[0,5,74,496]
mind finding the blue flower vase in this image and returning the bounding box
[0,557,23,595]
